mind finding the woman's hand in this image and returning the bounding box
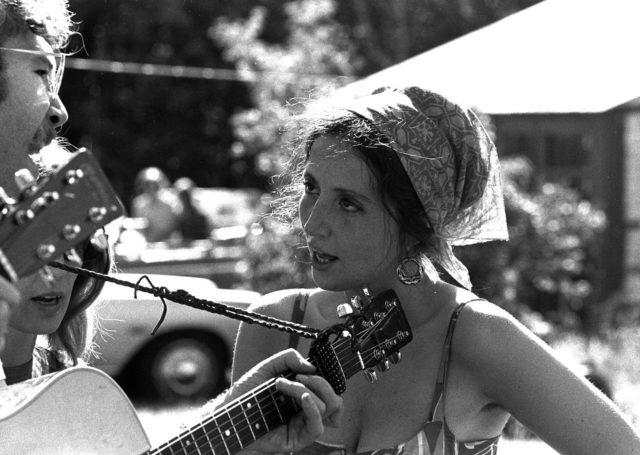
[222,348,343,453]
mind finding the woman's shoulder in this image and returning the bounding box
[251,288,317,316]
[252,288,342,319]
[451,292,541,370]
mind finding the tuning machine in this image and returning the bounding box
[364,368,378,383]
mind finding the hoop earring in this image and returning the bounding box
[396,257,423,285]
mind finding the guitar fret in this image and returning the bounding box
[188,426,206,455]
[225,402,247,450]
[212,416,232,455]
[240,395,258,442]
[197,421,215,452]
[268,387,284,423]
[256,392,270,434]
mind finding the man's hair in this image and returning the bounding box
[0,0,75,98]
[0,0,74,49]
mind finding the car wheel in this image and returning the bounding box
[141,333,227,403]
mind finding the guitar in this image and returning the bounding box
[0,149,124,282]
[0,289,412,454]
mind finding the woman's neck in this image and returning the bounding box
[0,329,37,367]
[343,279,452,328]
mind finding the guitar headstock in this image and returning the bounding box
[310,289,413,393]
[0,150,124,282]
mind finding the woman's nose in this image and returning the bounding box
[301,200,329,237]
[48,93,69,129]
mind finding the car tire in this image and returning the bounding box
[136,332,228,404]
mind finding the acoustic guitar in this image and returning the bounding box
[0,289,412,454]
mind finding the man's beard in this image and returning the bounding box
[28,125,58,155]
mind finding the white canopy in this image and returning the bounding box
[333,0,640,114]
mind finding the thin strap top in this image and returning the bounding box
[289,296,501,455]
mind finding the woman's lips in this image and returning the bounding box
[310,247,338,266]
[31,294,62,306]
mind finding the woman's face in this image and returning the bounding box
[299,135,403,294]
[9,248,82,335]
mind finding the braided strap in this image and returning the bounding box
[50,262,320,339]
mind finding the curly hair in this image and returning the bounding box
[0,0,75,100]
[272,108,433,256]
[0,0,75,50]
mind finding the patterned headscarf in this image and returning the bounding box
[340,86,508,289]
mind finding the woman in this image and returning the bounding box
[0,230,111,384]
[232,86,640,454]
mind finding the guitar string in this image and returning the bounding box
[158,336,404,455]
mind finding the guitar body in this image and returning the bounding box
[0,367,150,455]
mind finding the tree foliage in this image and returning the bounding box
[457,157,607,335]
[62,0,542,206]
[213,1,608,336]
[211,0,358,179]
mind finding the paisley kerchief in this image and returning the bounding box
[340,86,508,289]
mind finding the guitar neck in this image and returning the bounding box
[148,376,297,455]
[148,293,411,455]
[149,336,368,455]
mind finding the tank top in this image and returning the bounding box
[288,293,501,455]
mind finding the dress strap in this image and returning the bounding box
[428,298,485,421]
[288,292,310,350]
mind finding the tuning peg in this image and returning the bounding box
[349,295,363,311]
[388,352,402,365]
[362,286,371,299]
[88,206,108,223]
[0,186,16,212]
[14,169,36,197]
[363,368,378,383]
[64,168,85,185]
[377,359,391,372]
[336,303,354,319]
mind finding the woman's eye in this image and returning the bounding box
[340,199,359,212]
[303,180,316,193]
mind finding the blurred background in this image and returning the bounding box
[57,1,640,452]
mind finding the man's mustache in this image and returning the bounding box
[29,126,58,153]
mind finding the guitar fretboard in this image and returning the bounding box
[150,377,298,455]
[148,302,409,455]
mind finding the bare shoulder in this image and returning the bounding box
[248,288,312,318]
[452,296,541,365]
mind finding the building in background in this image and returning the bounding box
[334,0,640,303]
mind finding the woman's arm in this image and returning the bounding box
[458,301,640,455]
[231,290,303,384]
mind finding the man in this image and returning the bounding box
[0,1,341,450]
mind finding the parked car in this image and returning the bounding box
[90,273,260,404]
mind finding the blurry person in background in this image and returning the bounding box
[174,176,211,241]
[131,166,183,243]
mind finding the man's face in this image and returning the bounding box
[0,32,68,197]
